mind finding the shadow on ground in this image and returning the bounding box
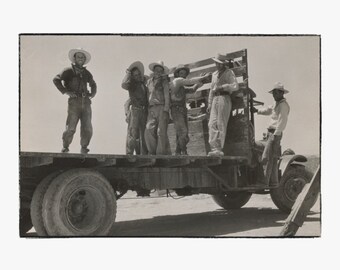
[110,207,319,237]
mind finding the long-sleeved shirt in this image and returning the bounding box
[121,73,148,107]
[208,68,239,106]
[53,64,97,97]
[146,76,170,111]
[170,77,203,106]
[257,98,290,136]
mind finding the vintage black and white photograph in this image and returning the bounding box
[19,34,320,238]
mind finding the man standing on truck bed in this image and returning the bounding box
[252,82,290,187]
[124,98,141,155]
[170,64,211,155]
[53,48,97,154]
[207,54,239,157]
[145,61,171,155]
[121,61,149,155]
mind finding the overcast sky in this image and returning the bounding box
[20,35,320,155]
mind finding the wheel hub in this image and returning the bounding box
[284,177,306,202]
[66,187,102,232]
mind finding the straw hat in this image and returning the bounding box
[212,53,227,64]
[268,82,289,94]
[68,48,91,65]
[128,61,144,75]
[149,60,169,74]
[174,64,190,78]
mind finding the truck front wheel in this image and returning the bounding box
[270,165,315,213]
[212,191,252,209]
[42,169,117,236]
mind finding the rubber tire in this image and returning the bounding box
[270,165,315,213]
[30,171,63,236]
[212,191,252,209]
[20,208,33,236]
[42,169,117,236]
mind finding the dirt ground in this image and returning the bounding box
[110,155,321,237]
[108,191,320,237]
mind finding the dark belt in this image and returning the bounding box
[214,92,230,97]
[74,92,89,98]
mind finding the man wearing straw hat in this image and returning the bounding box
[145,61,171,155]
[252,82,290,187]
[207,53,239,157]
[170,64,211,155]
[53,48,97,154]
[122,61,149,155]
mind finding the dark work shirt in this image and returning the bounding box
[121,74,148,107]
[53,65,97,96]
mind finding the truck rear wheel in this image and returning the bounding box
[212,191,252,209]
[42,169,117,236]
[270,165,315,213]
[30,171,62,236]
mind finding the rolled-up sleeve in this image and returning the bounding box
[257,106,273,115]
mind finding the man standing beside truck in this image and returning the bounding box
[53,48,97,154]
[252,82,290,187]
[121,61,149,155]
[207,54,239,157]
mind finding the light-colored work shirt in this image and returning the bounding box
[208,68,239,106]
[257,98,290,136]
[146,76,170,111]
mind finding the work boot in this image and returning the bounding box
[61,147,69,153]
[81,147,90,154]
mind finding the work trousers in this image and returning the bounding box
[126,106,148,155]
[62,97,92,148]
[171,105,189,154]
[145,105,170,155]
[262,133,282,185]
[208,95,232,151]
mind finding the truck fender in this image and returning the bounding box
[279,154,307,176]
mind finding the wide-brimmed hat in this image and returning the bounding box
[68,48,91,65]
[149,60,169,74]
[212,53,227,64]
[174,64,190,78]
[128,61,144,75]
[268,82,289,94]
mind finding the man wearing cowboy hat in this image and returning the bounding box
[207,53,239,157]
[122,61,149,155]
[170,64,211,155]
[144,61,171,155]
[53,48,97,154]
[252,82,290,187]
